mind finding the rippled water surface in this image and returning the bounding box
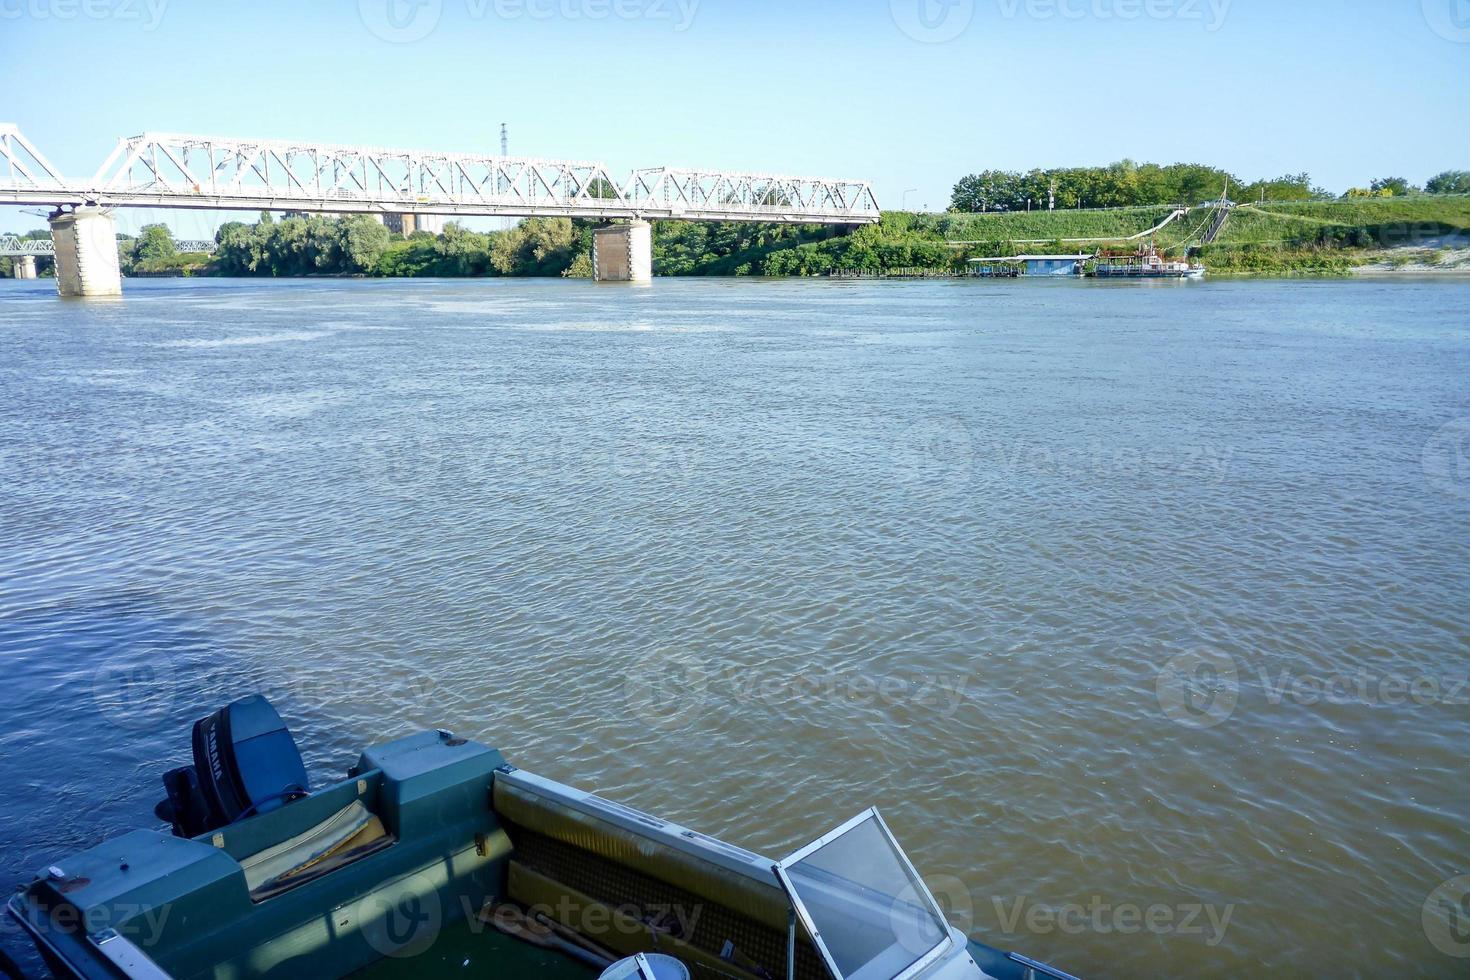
[1,275,1467,978]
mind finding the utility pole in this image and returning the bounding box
[499,124,512,231]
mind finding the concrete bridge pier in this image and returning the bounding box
[12,254,37,279]
[592,220,652,283]
[49,206,122,297]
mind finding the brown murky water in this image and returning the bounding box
[2,275,1467,978]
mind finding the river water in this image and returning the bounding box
[0,275,1466,978]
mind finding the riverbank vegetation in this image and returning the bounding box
[4,186,1466,282]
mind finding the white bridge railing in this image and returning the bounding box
[0,125,880,225]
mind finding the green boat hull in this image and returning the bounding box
[8,729,1074,980]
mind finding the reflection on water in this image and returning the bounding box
[1,275,1468,978]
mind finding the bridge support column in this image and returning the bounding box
[49,206,122,297]
[12,255,37,279]
[592,220,652,283]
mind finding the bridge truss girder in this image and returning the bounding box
[0,235,55,256]
[0,127,881,225]
[0,235,217,256]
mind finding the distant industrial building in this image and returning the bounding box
[383,213,444,237]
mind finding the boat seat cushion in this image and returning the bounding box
[242,800,393,901]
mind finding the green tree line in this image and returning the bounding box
[207,213,849,279]
[212,213,591,278]
[950,162,1470,213]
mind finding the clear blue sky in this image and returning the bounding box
[1,0,1467,233]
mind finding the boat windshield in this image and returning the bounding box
[774,809,951,980]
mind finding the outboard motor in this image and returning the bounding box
[155,695,310,838]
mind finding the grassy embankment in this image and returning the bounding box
[749,196,1470,277]
[918,196,1470,276]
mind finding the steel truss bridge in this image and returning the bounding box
[0,235,216,256]
[0,124,881,224]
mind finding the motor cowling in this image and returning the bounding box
[156,695,310,838]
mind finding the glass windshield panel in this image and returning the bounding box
[784,814,948,980]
